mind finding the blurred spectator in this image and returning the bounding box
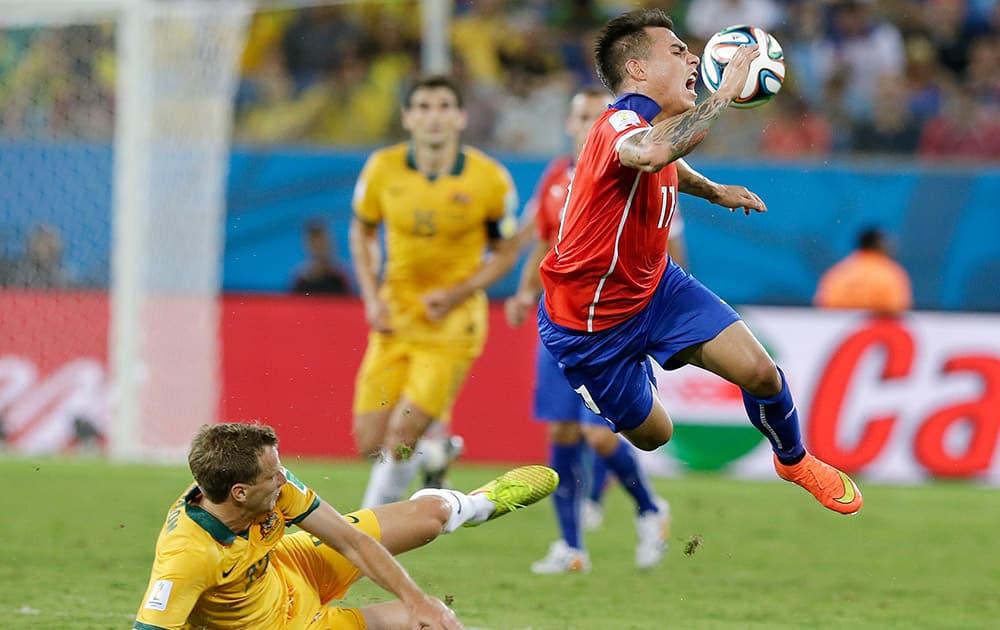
[759,91,833,158]
[813,0,907,129]
[850,73,923,155]
[685,0,785,40]
[234,46,310,143]
[776,2,827,109]
[449,53,501,147]
[2,0,998,164]
[917,86,1000,160]
[239,10,296,77]
[490,22,574,155]
[694,98,769,156]
[814,227,913,315]
[451,0,513,87]
[964,34,1000,106]
[237,42,396,146]
[0,25,113,139]
[918,0,991,77]
[3,225,74,288]
[289,219,352,296]
[904,36,952,123]
[281,7,361,89]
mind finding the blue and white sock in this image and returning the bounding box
[602,438,657,515]
[550,441,587,550]
[588,447,609,505]
[741,366,806,465]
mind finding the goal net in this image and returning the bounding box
[0,1,251,460]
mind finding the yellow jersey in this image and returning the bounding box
[353,143,517,347]
[134,469,320,630]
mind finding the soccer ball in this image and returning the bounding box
[700,25,785,109]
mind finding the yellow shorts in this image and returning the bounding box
[273,509,380,629]
[352,332,477,419]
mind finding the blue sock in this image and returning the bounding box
[602,438,658,515]
[588,447,609,504]
[550,441,586,549]
[741,366,806,465]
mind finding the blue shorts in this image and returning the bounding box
[533,342,609,427]
[537,260,740,432]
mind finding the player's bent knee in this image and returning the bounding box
[408,493,451,527]
[626,432,670,451]
[409,489,463,533]
[741,359,782,398]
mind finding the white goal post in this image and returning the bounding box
[0,0,252,461]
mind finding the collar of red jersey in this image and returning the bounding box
[611,93,661,124]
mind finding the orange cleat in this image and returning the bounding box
[773,453,863,515]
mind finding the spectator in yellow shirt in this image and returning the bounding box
[814,227,913,315]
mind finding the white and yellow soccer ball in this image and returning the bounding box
[700,25,785,109]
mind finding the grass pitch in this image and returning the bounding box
[4,456,999,629]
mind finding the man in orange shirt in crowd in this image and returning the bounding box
[814,227,913,315]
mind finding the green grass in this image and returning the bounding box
[4,456,1000,629]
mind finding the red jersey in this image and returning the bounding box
[540,103,679,332]
[530,155,573,245]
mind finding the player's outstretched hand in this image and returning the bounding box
[504,291,536,327]
[712,184,767,216]
[365,297,393,333]
[410,594,464,629]
[715,43,760,103]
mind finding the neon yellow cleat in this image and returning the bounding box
[465,465,559,526]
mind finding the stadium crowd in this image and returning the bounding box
[0,0,998,161]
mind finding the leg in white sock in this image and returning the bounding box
[361,451,420,508]
[408,488,496,531]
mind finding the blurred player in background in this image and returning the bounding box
[506,87,680,573]
[134,422,557,630]
[537,9,863,515]
[349,75,519,507]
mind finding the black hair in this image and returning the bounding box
[858,227,886,251]
[594,9,675,93]
[403,74,464,109]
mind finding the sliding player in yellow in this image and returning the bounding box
[350,75,519,506]
[133,422,557,629]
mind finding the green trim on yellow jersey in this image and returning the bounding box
[133,622,167,630]
[288,496,321,526]
[405,144,467,181]
[185,502,243,543]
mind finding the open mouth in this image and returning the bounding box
[686,73,697,91]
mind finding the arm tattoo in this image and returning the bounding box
[646,94,730,162]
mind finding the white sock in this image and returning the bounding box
[361,452,420,508]
[410,488,475,533]
[468,492,496,524]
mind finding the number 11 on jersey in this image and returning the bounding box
[658,185,676,229]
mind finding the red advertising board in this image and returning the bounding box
[219,295,547,463]
[6,292,999,484]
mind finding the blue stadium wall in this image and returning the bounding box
[4,142,999,311]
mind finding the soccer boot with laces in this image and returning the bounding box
[773,453,863,515]
[464,465,559,526]
[531,540,591,574]
[635,496,670,570]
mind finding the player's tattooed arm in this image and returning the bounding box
[619,94,732,171]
